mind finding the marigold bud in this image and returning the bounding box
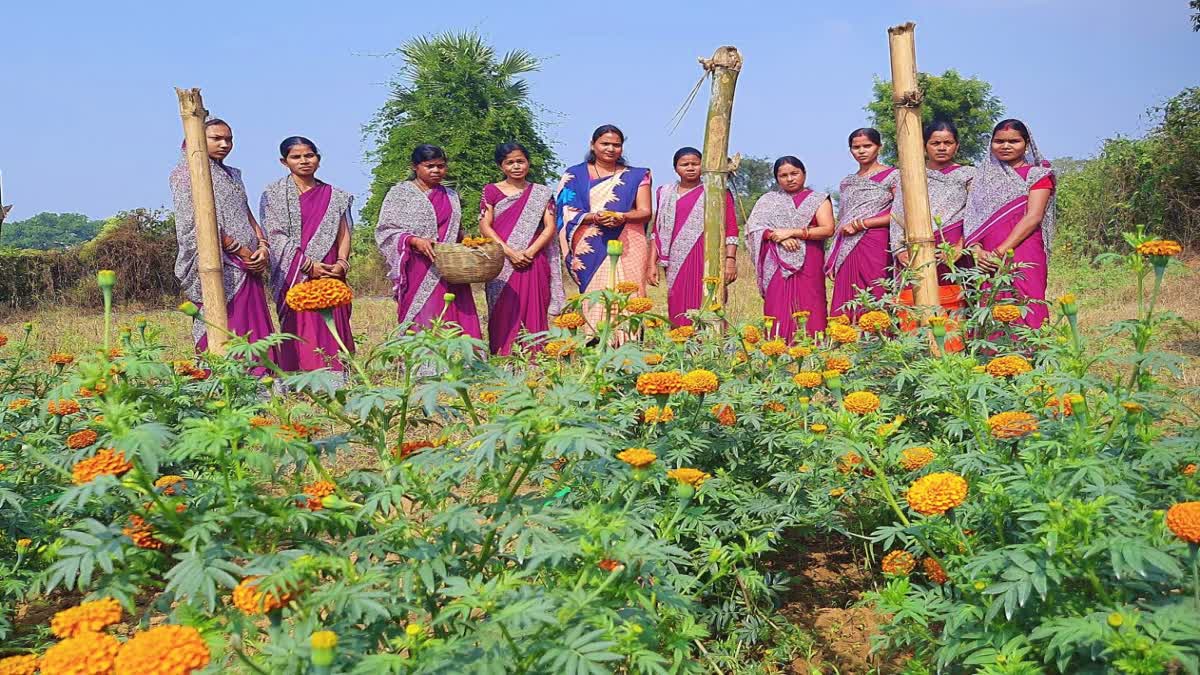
[178,301,200,317]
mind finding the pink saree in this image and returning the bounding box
[653,184,738,326]
[746,189,830,341]
[890,164,976,283]
[827,167,898,320]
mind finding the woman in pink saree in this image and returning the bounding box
[261,136,354,375]
[826,128,899,320]
[169,118,276,356]
[746,157,835,341]
[375,145,482,337]
[652,147,739,326]
[479,142,563,355]
[963,119,1056,328]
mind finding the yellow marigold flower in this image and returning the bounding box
[881,550,916,576]
[285,278,354,313]
[40,631,121,675]
[667,467,710,488]
[985,354,1032,378]
[829,315,850,325]
[1136,239,1182,257]
[1057,293,1076,306]
[636,371,684,396]
[906,472,968,516]
[616,448,657,469]
[0,655,39,675]
[626,297,654,314]
[232,576,294,615]
[759,339,787,357]
[616,281,640,294]
[49,352,76,367]
[827,323,860,344]
[810,423,828,433]
[553,312,586,330]
[642,406,675,423]
[922,557,949,585]
[48,399,82,416]
[992,304,1021,323]
[643,353,664,366]
[1182,464,1197,476]
[824,355,851,374]
[843,391,881,415]
[72,449,132,485]
[711,403,736,427]
[51,597,123,638]
[792,310,811,321]
[1045,393,1085,417]
[987,411,1039,439]
[7,398,31,411]
[858,310,891,333]
[249,416,273,428]
[405,623,422,637]
[478,391,499,405]
[155,475,185,496]
[709,303,723,312]
[461,236,491,248]
[114,624,211,675]
[543,339,576,358]
[682,369,719,395]
[702,275,721,286]
[1121,401,1144,413]
[829,487,846,497]
[740,325,762,344]
[311,630,338,650]
[16,538,31,549]
[124,514,165,551]
[793,371,823,388]
[67,429,99,449]
[788,345,812,359]
[837,452,863,474]
[668,326,696,343]
[763,401,786,413]
[900,447,936,471]
[1166,502,1200,544]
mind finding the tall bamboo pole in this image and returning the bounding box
[698,46,743,307]
[175,88,229,355]
[887,23,939,311]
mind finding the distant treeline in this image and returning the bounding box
[0,212,105,250]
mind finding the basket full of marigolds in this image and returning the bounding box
[434,236,505,284]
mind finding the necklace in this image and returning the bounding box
[592,162,618,179]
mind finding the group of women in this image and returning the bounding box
[170,116,1056,375]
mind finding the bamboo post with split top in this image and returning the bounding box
[175,87,229,355]
[887,23,940,312]
[698,46,743,308]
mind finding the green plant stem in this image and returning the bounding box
[102,287,112,354]
[321,311,369,387]
[458,389,481,426]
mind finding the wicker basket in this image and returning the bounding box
[433,241,505,284]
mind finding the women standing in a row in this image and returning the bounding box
[170,118,276,357]
[889,119,976,283]
[479,143,563,355]
[826,128,898,320]
[963,119,1055,328]
[555,125,654,328]
[653,147,739,326]
[376,145,482,337]
[260,136,355,374]
[746,157,834,341]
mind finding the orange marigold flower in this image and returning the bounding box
[398,440,435,460]
[792,310,811,321]
[922,557,949,585]
[626,297,654,314]
[837,452,863,474]
[793,371,823,388]
[67,429,99,449]
[478,391,499,405]
[249,416,273,428]
[881,550,916,576]
[829,487,846,497]
[810,423,828,433]
[232,576,294,615]
[1045,393,1085,417]
[280,422,313,440]
[72,449,132,485]
[303,480,336,510]
[155,475,185,495]
[48,399,82,416]
[642,406,675,424]
[760,339,787,357]
[616,281,640,294]
[0,335,7,349]
[985,354,1033,378]
[858,310,891,333]
[763,401,786,413]
[51,597,123,638]
[40,631,121,675]
[827,323,860,344]
[900,447,936,471]
[543,339,576,358]
[1136,239,1183,257]
[682,369,719,395]
[711,403,736,427]
[636,371,684,396]
[667,467,710,488]
[616,448,656,469]
[461,236,491,248]
[285,278,354,313]
[49,352,76,366]
[987,411,1039,439]
[597,559,625,573]
[553,312,586,330]
[843,391,881,415]
[124,514,165,550]
[906,472,968,516]
[992,305,1022,323]
[114,624,211,675]
[0,654,39,675]
[1183,464,1197,476]
[643,353,664,366]
[829,315,850,326]
[1166,502,1200,544]
[740,325,762,344]
[668,326,696,343]
[7,398,31,411]
[1121,401,1144,413]
[824,355,851,374]
[788,345,812,359]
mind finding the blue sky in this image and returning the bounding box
[1,0,1196,221]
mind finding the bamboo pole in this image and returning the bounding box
[886,23,939,311]
[698,46,743,308]
[175,87,229,355]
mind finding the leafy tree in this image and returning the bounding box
[0,212,104,250]
[1191,0,1200,30]
[728,155,774,222]
[864,69,1004,165]
[361,32,556,238]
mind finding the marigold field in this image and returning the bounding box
[1,235,1199,674]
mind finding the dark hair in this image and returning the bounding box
[923,118,959,143]
[772,156,806,177]
[585,124,627,165]
[992,118,1031,142]
[204,117,231,131]
[494,142,529,165]
[411,144,448,165]
[673,146,702,165]
[279,136,319,159]
[848,127,882,147]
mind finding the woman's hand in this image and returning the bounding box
[781,238,802,252]
[247,245,269,274]
[410,237,436,260]
[841,219,863,236]
[723,256,738,283]
[647,263,660,287]
[973,247,1002,272]
[766,229,787,243]
[896,250,911,267]
[503,245,530,268]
